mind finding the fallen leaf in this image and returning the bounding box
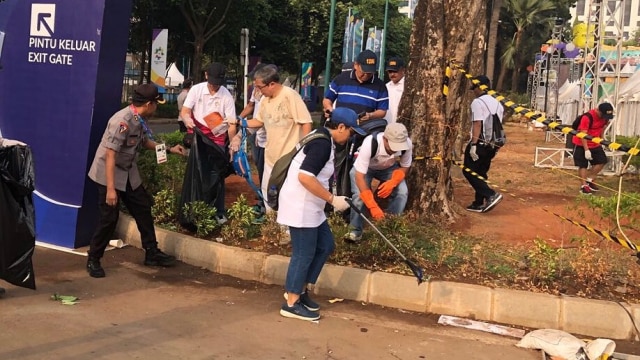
[328,298,344,304]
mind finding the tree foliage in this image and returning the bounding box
[494,0,577,92]
[128,0,411,86]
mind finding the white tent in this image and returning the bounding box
[555,69,640,137]
[556,80,581,125]
[165,62,184,87]
[615,69,640,137]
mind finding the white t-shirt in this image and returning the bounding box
[177,89,189,122]
[470,94,504,143]
[353,133,413,173]
[249,90,267,147]
[182,82,236,128]
[384,77,404,124]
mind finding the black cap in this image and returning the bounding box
[385,57,404,71]
[471,75,491,89]
[341,61,354,72]
[598,102,615,120]
[356,50,377,73]
[133,84,165,104]
[206,63,226,85]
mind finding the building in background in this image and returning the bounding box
[570,0,640,40]
[398,0,418,19]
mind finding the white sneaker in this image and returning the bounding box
[344,232,362,243]
[215,215,228,225]
[279,226,291,245]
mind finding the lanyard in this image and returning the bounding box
[130,104,155,141]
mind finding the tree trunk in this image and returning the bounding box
[401,0,488,223]
[496,59,508,91]
[192,37,205,83]
[485,0,503,82]
[510,30,523,92]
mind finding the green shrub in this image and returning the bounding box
[154,103,179,119]
[526,238,564,286]
[182,201,218,237]
[222,194,260,243]
[138,131,187,195]
[152,189,178,225]
[615,136,640,169]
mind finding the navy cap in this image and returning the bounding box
[330,108,366,136]
[385,57,405,71]
[598,102,614,120]
[356,50,377,73]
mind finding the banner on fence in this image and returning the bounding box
[151,28,168,88]
[342,9,365,64]
[301,62,312,100]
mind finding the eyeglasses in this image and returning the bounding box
[255,82,271,90]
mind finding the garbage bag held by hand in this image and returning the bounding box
[0,144,36,290]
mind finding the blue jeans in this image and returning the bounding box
[348,165,408,236]
[284,220,335,294]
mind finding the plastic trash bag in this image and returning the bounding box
[0,143,36,290]
[178,128,231,231]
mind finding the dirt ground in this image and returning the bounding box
[224,122,640,248]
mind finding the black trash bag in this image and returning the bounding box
[332,140,354,222]
[0,144,36,290]
[178,128,231,232]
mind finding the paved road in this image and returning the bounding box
[148,119,179,135]
[0,247,541,360]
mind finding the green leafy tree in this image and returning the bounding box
[174,0,233,82]
[496,0,556,91]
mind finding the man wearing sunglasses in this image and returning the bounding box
[229,64,313,214]
[383,57,405,124]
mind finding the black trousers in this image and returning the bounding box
[463,143,497,206]
[88,181,157,259]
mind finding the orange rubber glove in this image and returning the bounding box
[377,169,405,199]
[360,189,385,220]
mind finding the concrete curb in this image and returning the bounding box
[116,214,640,340]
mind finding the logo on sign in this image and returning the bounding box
[30,4,56,37]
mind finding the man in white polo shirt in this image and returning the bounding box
[383,57,405,124]
[180,63,237,224]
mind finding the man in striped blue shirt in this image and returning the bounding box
[322,50,389,212]
[322,50,389,121]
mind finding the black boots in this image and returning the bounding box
[144,247,176,267]
[87,257,106,278]
[87,249,175,278]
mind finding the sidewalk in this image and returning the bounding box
[1,246,542,360]
[116,214,640,341]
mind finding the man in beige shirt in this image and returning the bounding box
[229,64,312,212]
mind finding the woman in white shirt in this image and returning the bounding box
[277,107,365,322]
